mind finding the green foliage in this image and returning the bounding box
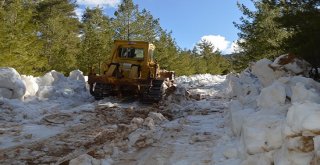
[35,0,80,74]
[112,0,161,42]
[229,52,250,73]
[234,0,320,72]
[153,30,178,71]
[78,7,113,74]
[0,0,232,76]
[234,0,289,63]
[192,39,231,75]
[173,50,196,75]
[0,0,45,75]
[276,0,320,67]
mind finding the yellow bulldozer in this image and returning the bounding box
[88,40,175,103]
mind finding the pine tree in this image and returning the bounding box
[195,39,230,74]
[35,0,80,74]
[276,0,320,68]
[173,50,197,76]
[112,0,139,40]
[234,0,289,63]
[197,39,216,58]
[153,30,178,71]
[112,0,161,42]
[78,7,113,74]
[0,0,45,75]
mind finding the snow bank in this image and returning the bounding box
[0,68,89,101]
[226,69,261,108]
[226,54,320,164]
[0,67,26,100]
[0,68,91,134]
[251,54,310,87]
[174,74,227,99]
[176,74,226,87]
[34,70,88,100]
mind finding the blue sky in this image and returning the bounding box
[76,0,255,54]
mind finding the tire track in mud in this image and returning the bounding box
[0,104,170,165]
[113,101,228,165]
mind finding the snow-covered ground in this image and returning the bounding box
[1,54,320,164]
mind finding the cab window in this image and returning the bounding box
[118,47,144,59]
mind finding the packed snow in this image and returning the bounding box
[0,68,92,149]
[1,53,320,164]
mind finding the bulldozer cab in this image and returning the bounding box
[105,40,157,80]
[111,40,155,62]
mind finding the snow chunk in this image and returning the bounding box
[274,145,314,165]
[257,81,286,109]
[242,111,284,154]
[69,154,102,165]
[143,117,155,130]
[0,88,12,98]
[286,102,320,135]
[223,147,238,159]
[128,128,154,148]
[241,152,273,165]
[229,100,255,136]
[131,117,144,126]
[251,58,286,87]
[291,82,320,104]
[0,67,26,100]
[270,54,310,75]
[226,71,261,108]
[176,74,226,87]
[36,70,59,86]
[69,69,86,83]
[21,75,38,97]
[148,112,167,124]
[35,70,89,100]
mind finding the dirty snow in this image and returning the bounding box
[0,69,92,149]
[1,53,320,165]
